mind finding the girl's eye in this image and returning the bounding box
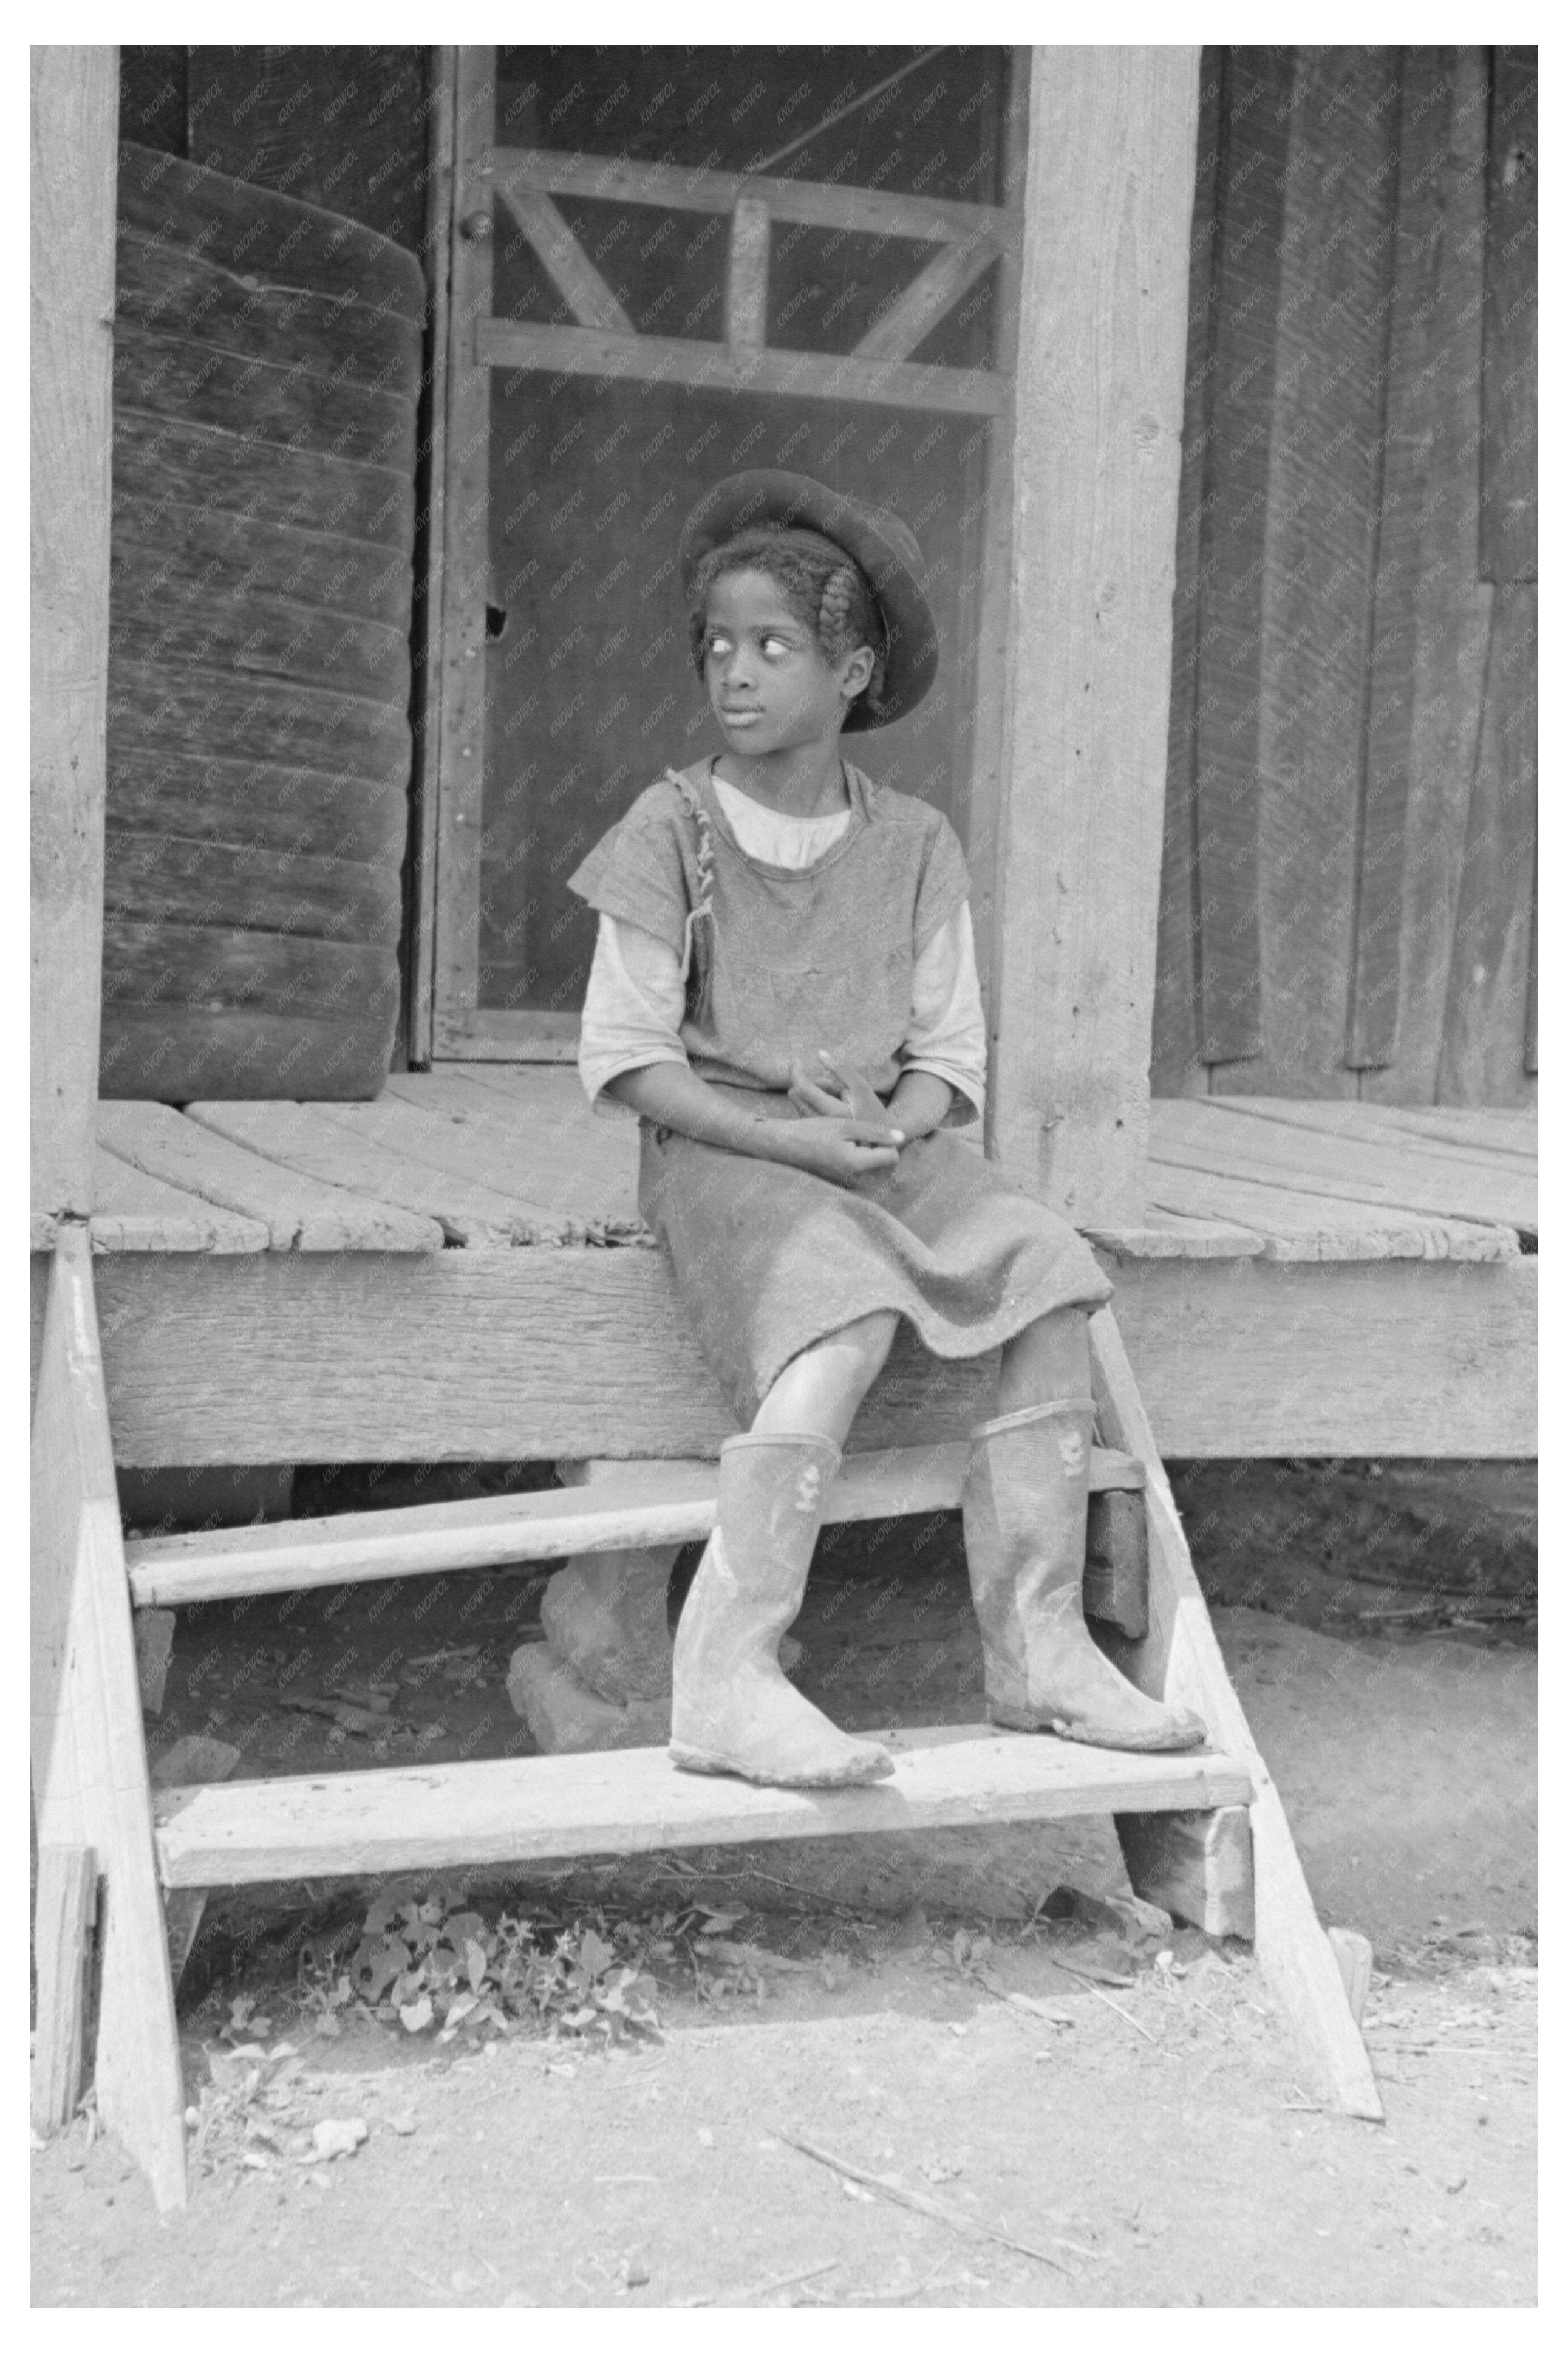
[761,635,791,658]
[705,632,733,659]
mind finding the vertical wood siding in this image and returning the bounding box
[1154,46,1537,1107]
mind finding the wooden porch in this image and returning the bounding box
[30,1075,1537,1466]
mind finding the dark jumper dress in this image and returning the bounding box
[570,760,1111,1421]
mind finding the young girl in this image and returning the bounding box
[571,470,1204,1788]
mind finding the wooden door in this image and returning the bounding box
[418,46,1026,1062]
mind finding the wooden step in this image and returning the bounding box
[125,1443,1145,1607]
[152,1721,1251,1887]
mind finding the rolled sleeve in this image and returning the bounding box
[578,915,690,1115]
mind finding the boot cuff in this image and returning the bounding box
[971,1397,1096,1443]
[718,1430,844,1475]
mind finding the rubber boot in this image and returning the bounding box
[670,1432,894,1788]
[541,1547,677,1704]
[962,1401,1207,1752]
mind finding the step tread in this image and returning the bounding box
[126,1443,1147,1607]
[152,1726,1252,1887]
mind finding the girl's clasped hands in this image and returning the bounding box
[778,1048,906,1187]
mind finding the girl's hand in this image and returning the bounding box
[765,1115,904,1187]
[788,1053,900,1136]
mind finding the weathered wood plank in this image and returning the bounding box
[113,226,422,390]
[99,1009,403,1105]
[111,590,411,710]
[500,182,635,333]
[1184,1098,1538,1220]
[1144,1159,1515,1263]
[90,1146,271,1254]
[380,1067,641,1223]
[1347,50,1451,1069]
[102,833,404,946]
[112,492,412,627]
[1362,50,1493,1108]
[1202,1096,1537,1169]
[854,234,995,363]
[1152,47,1223,1095]
[408,45,457,1066]
[1153,1099,1536,1231]
[106,748,409,863]
[112,407,415,550]
[113,318,417,472]
[477,318,1009,417]
[31,45,117,1220]
[101,917,401,1028]
[1190,46,1295,1067]
[429,46,494,1031]
[1116,1804,1253,1940]
[1439,586,1537,1104]
[107,654,413,781]
[117,138,426,318]
[491,145,1010,249]
[96,1101,442,1253]
[1216,47,1400,1099]
[30,1846,97,2134]
[183,1100,542,1248]
[152,1727,1252,1889]
[74,1246,1538,1465]
[1079,1215,1263,1262]
[307,1096,585,1232]
[30,1233,187,2205]
[1088,1309,1382,2119]
[1479,47,1536,584]
[126,1441,1144,1608]
[182,47,432,253]
[989,47,1199,1223]
[724,193,771,350]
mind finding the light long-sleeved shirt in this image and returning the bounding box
[578,774,987,1122]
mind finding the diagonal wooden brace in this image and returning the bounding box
[30,1228,187,2206]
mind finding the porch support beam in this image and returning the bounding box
[30,46,119,1218]
[989,48,1201,1226]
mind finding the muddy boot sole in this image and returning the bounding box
[669,1738,895,1789]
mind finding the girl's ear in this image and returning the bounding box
[838,644,876,702]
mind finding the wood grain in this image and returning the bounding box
[152,1724,1252,1888]
[112,406,414,550]
[1216,48,1400,1099]
[126,1441,1143,1607]
[1152,49,1223,1095]
[117,137,426,318]
[90,1146,270,1254]
[1347,52,1446,1070]
[1190,47,1294,1067]
[1362,50,1493,1106]
[107,656,413,782]
[98,1009,404,1105]
[184,1099,546,1248]
[724,194,771,349]
[1143,1162,1514,1263]
[476,318,1009,417]
[113,226,423,390]
[96,1099,442,1252]
[989,47,1199,1223]
[100,917,401,1025]
[408,46,457,1065]
[854,234,995,364]
[499,182,635,333]
[71,1245,1537,1466]
[111,491,413,627]
[491,145,1011,249]
[30,1232,188,2205]
[1116,1803,1253,1940]
[30,1846,97,2134]
[1439,586,1537,1104]
[1153,1098,1535,1232]
[1088,1308,1382,2119]
[102,833,404,946]
[31,46,117,1219]
[1479,47,1537,584]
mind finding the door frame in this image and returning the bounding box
[413,44,1029,1064]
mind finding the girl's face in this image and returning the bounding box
[701,569,874,759]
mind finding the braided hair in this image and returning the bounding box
[686,524,889,724]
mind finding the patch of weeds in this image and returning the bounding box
[301,1877,662,2047]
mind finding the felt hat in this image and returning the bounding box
[678,468,939,731]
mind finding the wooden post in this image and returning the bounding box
[988,49,1199,1226]
[30,48,118,1218]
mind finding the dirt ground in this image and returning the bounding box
[32,1458,1537,2308]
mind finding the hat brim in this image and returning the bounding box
[678,469,940,731]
